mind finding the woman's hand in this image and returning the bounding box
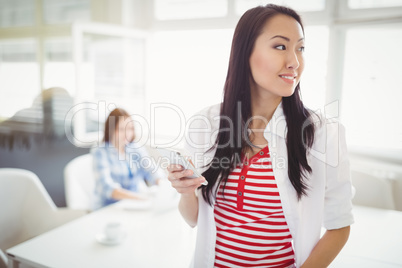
[167,164,207,195]
[167,164,206,227]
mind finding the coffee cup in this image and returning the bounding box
[104,221,122,241]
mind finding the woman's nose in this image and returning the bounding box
[287,52,300,69]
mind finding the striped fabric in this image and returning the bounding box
[214,146,295,268]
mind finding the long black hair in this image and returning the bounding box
[201,4,315,205]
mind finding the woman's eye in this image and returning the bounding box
[275,45,286,50]
[298,46,305,52]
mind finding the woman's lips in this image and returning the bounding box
[279,74,296,84]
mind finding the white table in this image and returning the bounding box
[7,205,402,268]
[6,200,196,268]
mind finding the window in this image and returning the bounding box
[341,25,402,151]
[0,40,39,119]
[235,0,325,14]
[44,39,75,96]
[0,0,35,28]
[67,25,148,147]
[348,0,402,9]
[83,34,146,98]
[43,0,90,24]
[154,0,228,20]
[148,29,233,145]
[300,26,329,110]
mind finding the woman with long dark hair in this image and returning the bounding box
[168,4,353,268]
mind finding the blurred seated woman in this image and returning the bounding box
[91,108,163,209]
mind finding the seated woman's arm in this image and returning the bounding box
[92,147,126,202]
[110,188,147,200]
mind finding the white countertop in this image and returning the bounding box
[7,200,196,268]
[7,204,402,268]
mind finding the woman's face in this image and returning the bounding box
[115,117,135,146]
[249,14,305,98]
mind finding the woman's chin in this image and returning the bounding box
[281,89,296,98]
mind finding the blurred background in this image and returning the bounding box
[0,0,401,208]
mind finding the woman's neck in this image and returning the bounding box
[110,140,126,154]
[250,89,282,129]
[242,89,281,157]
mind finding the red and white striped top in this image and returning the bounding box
[214,146,295,268]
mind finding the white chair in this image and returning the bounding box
[351,169,396,210]
[0,250,6,268]
[64,154,95,211]
[0,168,86,265]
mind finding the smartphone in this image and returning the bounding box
[156,147,207,186]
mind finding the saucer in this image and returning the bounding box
[95,232,126,246]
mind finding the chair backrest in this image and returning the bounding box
[0,249,7,268]
[352,169,396,210]
[64,154,95,211]
[0,168,57,251]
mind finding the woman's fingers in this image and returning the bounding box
[167,168,192,181]
[167,164,184,172]
[170,175,204,188]
[172,177,206,194]
[167,163,206,194]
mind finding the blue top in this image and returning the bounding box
[91,142,163,209]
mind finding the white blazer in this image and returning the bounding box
[183,102,354,268]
